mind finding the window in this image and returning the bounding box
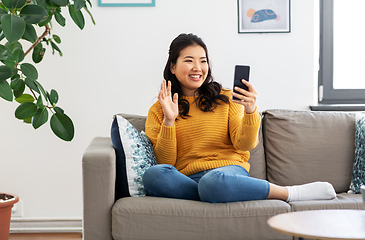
[318,0,365,105]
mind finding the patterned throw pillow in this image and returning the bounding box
[349,113,365,193]
[111,115,157,199]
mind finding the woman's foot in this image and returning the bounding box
[286,181,336,202]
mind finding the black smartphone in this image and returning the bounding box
[233,65,250,100]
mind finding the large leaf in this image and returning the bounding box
[32,43,45,63]
[20,63,38,80]
[50,113,74,141]
[0,65,12,80]
[22,23,38,43]
[20,5,48,24]
[69,5,84,30]
[1,14,26,43]
[15,102,37,119]
[49,0,67,7]
[32,107,48,129]
[15,93,34,103]
[0,80,13,101]
[54,12,65,27]
[2,0,26,9]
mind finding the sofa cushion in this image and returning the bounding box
[248,122,266,180]
[289,193,364,211]
[111,115,157,200]
[350,113,365,193]
[263,109,356,193]
[112,196,291,240]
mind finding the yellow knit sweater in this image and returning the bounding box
[145,90,261,176]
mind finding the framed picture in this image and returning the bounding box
[98,0,155,7]
[238,0,290,33]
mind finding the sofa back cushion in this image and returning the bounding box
[119,113,147,132]
[248,123,267,180]
[263,109,356,193]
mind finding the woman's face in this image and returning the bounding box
[170,45,208,96]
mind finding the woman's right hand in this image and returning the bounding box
[159,80,179,127]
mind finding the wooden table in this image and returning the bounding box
[267,209,365,240]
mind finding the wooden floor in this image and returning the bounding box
[9,233,82,240]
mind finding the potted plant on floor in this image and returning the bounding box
[0,0,94,237]
[0,193,19,239]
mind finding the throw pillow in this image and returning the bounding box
[349,113,365,193]
[111,115,157,200]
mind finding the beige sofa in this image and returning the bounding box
[82,109,364,240]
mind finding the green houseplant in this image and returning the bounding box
[0,0,94,141]
[0,0,94,237]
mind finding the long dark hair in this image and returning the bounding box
[163,33,229,118]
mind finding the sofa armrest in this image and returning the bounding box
[82,137,115,240]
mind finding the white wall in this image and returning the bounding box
[1,0,319,224]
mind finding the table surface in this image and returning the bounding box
[267,209,365,240]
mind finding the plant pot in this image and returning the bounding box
[0,193,19,240]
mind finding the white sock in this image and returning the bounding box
[286,181,336,202]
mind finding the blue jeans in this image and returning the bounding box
[142,164,270,203]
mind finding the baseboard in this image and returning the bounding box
[10,217,82,233]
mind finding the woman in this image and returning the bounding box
[142,33,336,203]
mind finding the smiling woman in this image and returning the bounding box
[170,45,208,96]
[142,33,336,205]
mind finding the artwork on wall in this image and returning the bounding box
[238,0,290,33]
[98,0,155,7]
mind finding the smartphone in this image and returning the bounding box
[233,65,250,100]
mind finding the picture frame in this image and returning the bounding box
[98,0,155,7]
[238,0,290,33]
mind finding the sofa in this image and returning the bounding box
[82,109,364,240]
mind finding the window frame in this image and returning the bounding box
[319,0,365,104]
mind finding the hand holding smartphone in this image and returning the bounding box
[232,65,250,100]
